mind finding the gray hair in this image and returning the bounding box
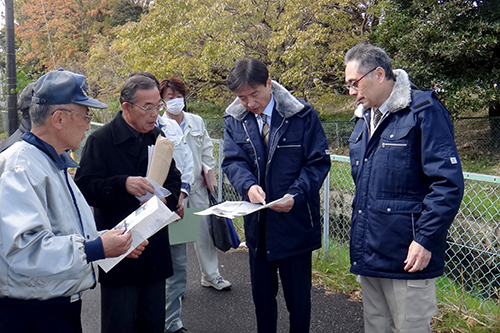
[30,103,54,128]
[344,41,396,81]
[120,75,158,105]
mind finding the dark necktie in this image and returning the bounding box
[373,108,383,128]
[261,114,269,145]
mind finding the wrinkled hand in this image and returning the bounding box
[127,240,148,259]
[126,176,154,197]
[176,193,186,219]
[269,194,294,213]
[404,241,432,272]
[248,185,266,205]
[101,228,132,258]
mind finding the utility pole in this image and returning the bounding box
[5,0,17,135]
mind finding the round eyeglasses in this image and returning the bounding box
[52,108,93,123]
[132,101,165,113]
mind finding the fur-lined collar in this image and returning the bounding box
[225,80,306,121]
[353,69,412,118]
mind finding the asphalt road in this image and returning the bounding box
[82,244,364,333]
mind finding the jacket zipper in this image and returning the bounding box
[242,122,260,184]
[381,142,408,148]
[411,213,416,238]
[266,117,287,174]
[276,144,301,148]
[307,203,314,227]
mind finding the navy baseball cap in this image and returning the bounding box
[32,69,107,109]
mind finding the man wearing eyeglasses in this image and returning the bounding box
[345,42,464,333]
[75,74,181,333]
[0,70,143,333]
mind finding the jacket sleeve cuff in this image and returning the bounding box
[413,234,437,253]
[181,183,191,196]
[84,237,105,262]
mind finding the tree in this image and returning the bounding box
[88,0,367,107]
[14,0,150,77]
[371,0,500,120]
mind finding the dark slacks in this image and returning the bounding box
[101,280,166,333]
[249,249,312,333]
[0,297,82,333]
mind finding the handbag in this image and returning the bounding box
[207,191,240,252]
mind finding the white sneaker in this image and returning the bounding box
[201,276,232,290]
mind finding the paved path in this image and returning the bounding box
[82,244,364,333]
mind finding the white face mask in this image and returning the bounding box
[166,97,185,115]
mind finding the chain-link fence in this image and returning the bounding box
[453,117,500,161]
[205,117,500,175]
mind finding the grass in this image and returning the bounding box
[461,158,500,176]
[308,239,500,333]
[432,276,500,332]
[312,241,360,297]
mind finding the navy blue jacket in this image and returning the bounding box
[348,70,464,279]
[222,81,331,261]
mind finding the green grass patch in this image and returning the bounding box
[461,158,500,176]
[433,276,500,332]
[312,240,359,294]
[188,101,225,118]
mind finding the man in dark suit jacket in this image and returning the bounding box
[75,74,181,333]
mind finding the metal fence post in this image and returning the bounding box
[322,171,330,256]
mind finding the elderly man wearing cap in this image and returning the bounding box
[0,69,145,333]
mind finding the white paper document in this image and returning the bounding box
[194,195,295,219]
[135,177,171,202]
[96,196,180,273]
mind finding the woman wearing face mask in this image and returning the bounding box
[158,77,232,333]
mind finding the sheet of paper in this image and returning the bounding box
[96,196,180,273]
[194,195,295,219]
[135,177,171,202]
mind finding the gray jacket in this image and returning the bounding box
[0,140,99,301]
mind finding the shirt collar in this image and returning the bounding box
[122,113,145,142]
[22,131,79,170]
[254,94,275,124]
[376,99,389,115]
[263,94,275,118]
[164,112,186,131]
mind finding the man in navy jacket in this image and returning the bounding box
[345,42,464,332]
[222,57,330,333]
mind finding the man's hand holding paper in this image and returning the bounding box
[126,176,155,197]
[248,185,266,205]
[195,194,295,219]
[269,194,294,213]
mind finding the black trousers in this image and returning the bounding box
[0,296,82,333]
[249,250,312,333]
[101,279,166,333]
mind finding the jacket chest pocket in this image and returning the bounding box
[348,129,363,169]
[233,131,256,160]
[379,127,412,170]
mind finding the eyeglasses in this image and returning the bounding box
[345,67,378,91]
[132,101,165,113]
[52,108,93,123]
